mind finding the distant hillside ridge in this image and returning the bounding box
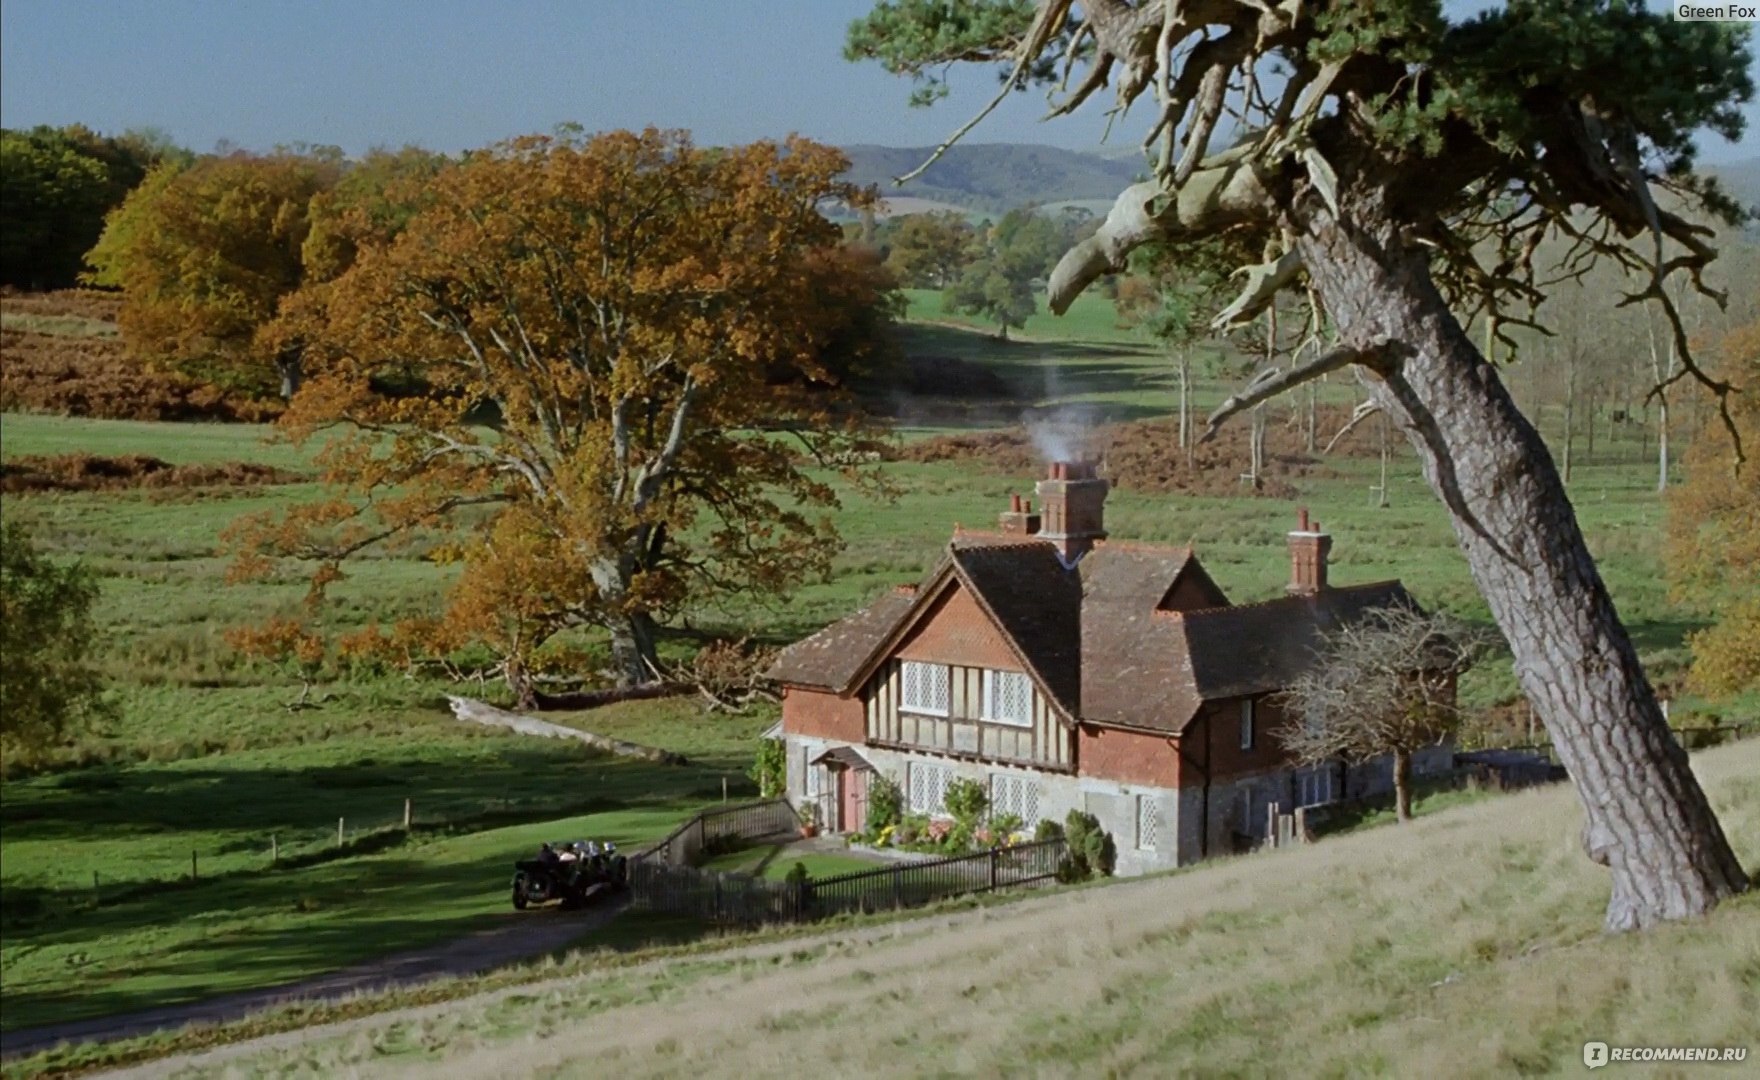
[839,145,1760,227]
[839,143,1147,215]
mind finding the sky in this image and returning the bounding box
[3,0,1756,164]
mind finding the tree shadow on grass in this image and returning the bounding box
[1624,616,1711,657]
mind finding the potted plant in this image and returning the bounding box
[798,801,821,838]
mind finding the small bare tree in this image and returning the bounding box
[1279,607,1491,823]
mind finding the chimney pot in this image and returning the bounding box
[1287,512,1332,596]
[1034,461,1109,563]
[1011,493,1022,512]
[1298,507,1311,532]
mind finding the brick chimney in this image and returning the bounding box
[1035,460,1108,562]
[1287,507,1332,596]
[997,492,1042,536]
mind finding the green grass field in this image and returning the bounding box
[53,738,1760,1080]
[0,296,1748,1040]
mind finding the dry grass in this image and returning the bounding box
[108,739,1760,1079]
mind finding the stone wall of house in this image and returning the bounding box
[785,737,1184,877]
[783,734,1459,877]
[1176,741,1460,862]
[780,686,865,742]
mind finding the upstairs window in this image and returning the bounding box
[1240,699,1256,751]
[982,669,1033,727]
[900,661,949,716]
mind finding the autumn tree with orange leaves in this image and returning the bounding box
[87,146,447,400]
[229,129,895,696]
[1667,319,1760,700]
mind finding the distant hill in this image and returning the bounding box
[840,144,1760,231]
[1706,157,1760,222]
[840,143,1146,216]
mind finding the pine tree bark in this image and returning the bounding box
[1296,201,1748,930]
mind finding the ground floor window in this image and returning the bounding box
[1136,795,1157,851]
[1237,786,1259,838]
[989,772,1039,826]
[1294,764,1335,808]
[908,761,950,815]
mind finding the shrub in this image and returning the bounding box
[1057,809,1117,883]
[944,777,989,832]
[1034,819,1065,843]
[991,812,1024,838]
[866,773,904,835]
[784,860,810,887]
[895,812,929,846]
[749,737,786,799]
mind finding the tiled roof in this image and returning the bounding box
[769,532,1414,737]
[948,540,1084,717]
[765,587,919,689]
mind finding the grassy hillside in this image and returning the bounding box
[840,143,1143,215]
[87,738,1760,1079]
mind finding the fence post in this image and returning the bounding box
[722,776,728,803]
[191,850,198,881]
[990,849,999,891]
[271,834,278,865]
[404,798,413,831]
[338,817,345,847]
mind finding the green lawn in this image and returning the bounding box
[903,286,1142,345]
[696,841,886,881]
[0,802,695,1032]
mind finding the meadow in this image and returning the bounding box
[67,738,1760,1080]
[0,290,1746,1046]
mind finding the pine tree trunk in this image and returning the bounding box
[1296,204,1748,931]
[1393,750,1413,823]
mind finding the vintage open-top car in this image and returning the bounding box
[511,840,629,910]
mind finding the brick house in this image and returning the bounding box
[766,461,1456,875]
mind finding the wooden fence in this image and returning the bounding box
[807,838,1066,919]
[629,830,1068,926]
[635,799,801,869]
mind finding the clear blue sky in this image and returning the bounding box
[3,0,1755,163]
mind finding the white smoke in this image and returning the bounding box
[1024,401,1102,463]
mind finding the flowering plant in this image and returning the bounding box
[926,818,953,843]
[875,824,896,848]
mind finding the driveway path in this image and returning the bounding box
[0,897,627,1062]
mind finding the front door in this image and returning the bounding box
[838,767,868,833]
